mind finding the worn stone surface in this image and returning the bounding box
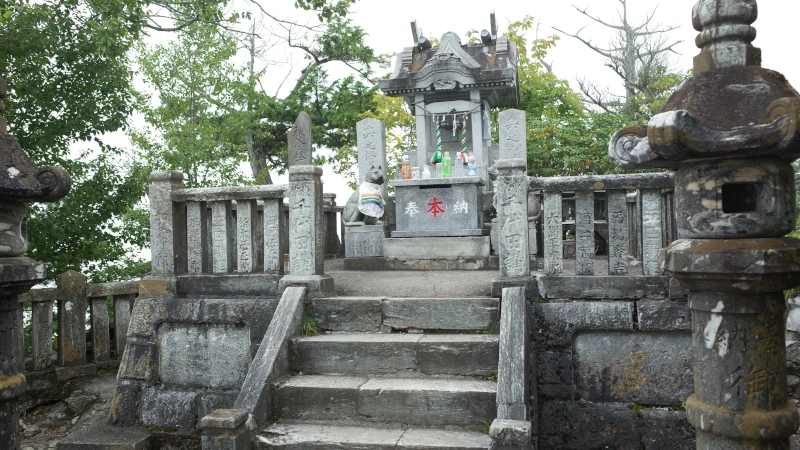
[383,297,498,331]
[542,192,562,276]
[292,333,498,376]
[383,236,490,259]
[263,198,285,273]
[489,419,532,449]
[139,388,198,431]
[538,401,638,450]
[496,287,528,420]
[197,392,239,428]
[211,200,233,273]
[496,161,530,278]
[307,297,382,332]
[537,275,668,299]
[342,257,387,271]
[391,178,484,237]
[54,364,97,381]
[56,420,151,449]
[149,171,184,276]
[574,331,693,404]
[158,323,250,389]
[177,273,281,297]
[90,297,111,362]
[31,300,53,370]
[637,300,691,331]
[186,200,208,274]
[640,409,695,450]
[199,408,247,429]
[358,378,496,426]
[260,423,491,449]
[273,375,364,421]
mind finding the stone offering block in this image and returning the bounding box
[390,177,485,237]
[574,331,693,405]
[158,323,250,389]
[344,224,388,258]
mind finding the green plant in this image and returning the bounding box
[301,316,318,336]
[487,371,498,382]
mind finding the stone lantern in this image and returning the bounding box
[0,75,71,449]
[609,1,800,448]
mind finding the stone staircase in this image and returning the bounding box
[256,296,500,449]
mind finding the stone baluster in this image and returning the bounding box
[640,189,663,276]
[57,271,87,367]
[90,295,111,363]
[113,293,135,358]
[263,198,285,273]
[186,200,208,273]
[237,199,257,272]
[211,201,233,273]
[495,109,529,279]
[542,192,563,276]
[0,73,71,449]
[31,299,53,370]
[574,190,595,276]
[607,2,800,447]
[279,112,333,295]
[606,190,629,276]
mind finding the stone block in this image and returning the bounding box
[177,273,281,297]
[383,297,499,331]
[638,300,691,331]
[140,388,198,431]
[640,409,695,450]
[202,297,277,342]
[117,343,156,382]
[278,274,334,296]
[491,276,538,299]
[344,225,387,258]
[306,297,382,332]
[357,378,496,426]
[383,236,490,259]
[496,287,528,421]
[157,323,251,389]
[109,380,142,426]
[534,302,634,348]
[57,270,88,367]
[536,350,573,399]
[537,275,668,299]
[538,401,638,450]
[417,335,499,376]
[342,257,387,271]
[273,375,363,420]
[391,177,485,237]
[200,408,248,429]
[489,419,532,450]
[197,392,239,427]
[574,331,693,405]
[292,334,420,375]
[384,257,491,270]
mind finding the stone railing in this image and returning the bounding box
[17,271,138,379]
[527,172,677,299]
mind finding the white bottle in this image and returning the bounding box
[455,152,464,177]
[467,152,477,176]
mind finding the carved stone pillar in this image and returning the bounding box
[608,2,800,448]
[0,75,71,449]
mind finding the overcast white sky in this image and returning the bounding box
[262,0,800,202]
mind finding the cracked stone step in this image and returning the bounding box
[306,297,499,332]
[273,375,497,426]
[258,423,492,449]
[291,333,499,376]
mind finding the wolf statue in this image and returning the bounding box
[343,165,385,226]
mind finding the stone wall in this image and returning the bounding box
[532,290,696,450]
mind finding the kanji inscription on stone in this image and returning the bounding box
[426,197,447,218]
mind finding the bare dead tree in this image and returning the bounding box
[553,0,682,114]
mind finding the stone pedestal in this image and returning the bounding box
[390,177,486,238]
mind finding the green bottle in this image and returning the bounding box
[442,152,452,178]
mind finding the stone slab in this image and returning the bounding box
[260,424,491,449]
[197,392,239,428]
[273,375,365,421]
[177,273,281,297]
[392,180,484,236]
[345,226,386,258]
[391,229,487,237]
[278,274,334,296]
[574,331,693,405]
[417,334,499,376]
[397,428,492,448]
[640,409,695,450]
[140,388,198,431]
[638,300,691,331]
[383,297,498,331]
[158,323,251,389]
[496,287,528,421]
[384,236,490,259]
[307,297,383,332]
[343,257,387,271]
[57,421,151,450]
[384,257,493,270]
[538,400,639,450]
[291,334,421,375]
[537,275,669,299]
[534,301,635,348]
[489,419,532,449]
[358,378,496,426]
[55,363,97,381]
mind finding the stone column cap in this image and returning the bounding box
[200,408,248,429]
[150,170,184,183]
[495,159,527,171]
[289,166,323,176]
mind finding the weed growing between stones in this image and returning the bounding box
[301,316,318,336]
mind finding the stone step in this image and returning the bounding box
[257,423,492,449]
[291,333,499,376]
[56,421,151,450]
[306,296,499,332]
[273,375,497,426]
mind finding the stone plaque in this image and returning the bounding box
[344,225,385,258]
[641,189,662,276]
[158,323,250,389]
[574,331,693,405]
[237,199,257,272]
[289,182,316,276]
[543,193,563,275]
[497,173,529,277]
[575,190,594,276]
[499,109,526,160]
[607,190,628,276]
[263,199,284,272]
[211,201,233,273]
[288,111,312,167]
[186,201,208,274]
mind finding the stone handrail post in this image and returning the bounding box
[279,112,333,295]
[143,170,185,297]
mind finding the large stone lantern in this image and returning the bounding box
[609,1,800,448]
[0,75,71,449]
